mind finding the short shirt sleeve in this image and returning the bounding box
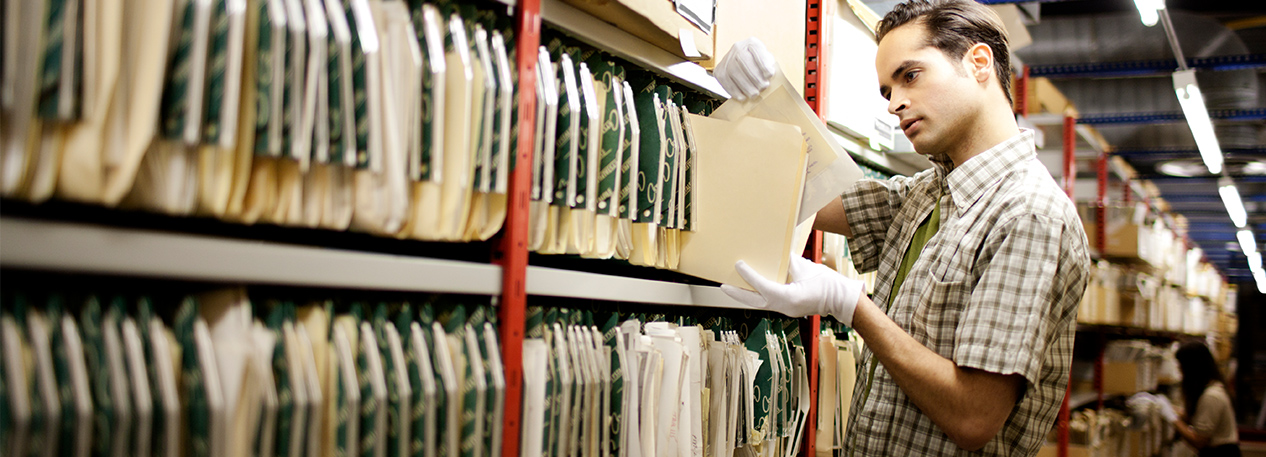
[953,213,1069,388]
[840,173,921,274]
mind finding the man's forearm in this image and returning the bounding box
[850,296,1021,451]
[814,196,853,237]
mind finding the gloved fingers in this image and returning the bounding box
[716,63,746,101]
[734,51,769,98]
[734,260,783,297]
[748,38,778,79]
[721,284,768,308]
[788,255,819,281]
[714,50,746,101]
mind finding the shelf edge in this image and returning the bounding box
[0,217,504,295]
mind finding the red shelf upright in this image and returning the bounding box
[495,0,541,455]
[802,0,828,454]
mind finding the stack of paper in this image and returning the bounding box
[520,306,812,457]
[0,0,519,242]
[0,287,505,457]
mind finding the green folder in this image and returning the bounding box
[743,319,774,439]
[404,305,438,457]
[253,0,285,157]
[660,90,683,230]
[629,73,664,225]
[326,0,355,165]
[600,313,623,456]
[176,296,216,457]
[617,77,638,221]
[341,0,371,169]
[585,57,623,218]
[35,0,75,120]
[201,0,229,143]
[552,50,580,209]
[160,2,197,140]
[479,322,504,457]
[80,296,121,457]
[46,296,79,457]
[375,305,411,457]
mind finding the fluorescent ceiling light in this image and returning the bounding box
[1250,251,1263,273]
[1134,0,1163,26]
[1256,268,1266,294]
[1219,177,1248,228]
[1237,229,1257,256]
[1173,70,1223,175]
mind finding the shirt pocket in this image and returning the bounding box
[912,273,970,352]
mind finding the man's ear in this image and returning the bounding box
[965,42,993,83]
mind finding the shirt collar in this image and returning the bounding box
[938,129,1037,213]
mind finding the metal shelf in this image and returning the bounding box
[0,217,504,295]
[539,0,728,98]
[525,265,757,309]
[1076,323,1202,341]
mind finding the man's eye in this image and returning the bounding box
[905,71,919,83]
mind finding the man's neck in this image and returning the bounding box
[946,103,1021,168]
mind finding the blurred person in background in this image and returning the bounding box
[1151,341,1241,457]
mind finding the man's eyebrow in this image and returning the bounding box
[889,60,920,83]
[879,60,920,99]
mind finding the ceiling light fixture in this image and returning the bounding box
[1255,268,1266,294]
[1249,251,1263,273]
[1237,229,1257,257]
[1218,176,1248,228]
[1133,0,1164,27]
[1173,70,1223,175]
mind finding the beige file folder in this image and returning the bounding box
[836,341,856,441]
[814,335,837,457]
[674,114,807,290]
[241,158,280,225]
[54,0,121,203]
[437,15,476,241]
[463,26,498,242]
[403,4,447,241]
[225,2,261,223]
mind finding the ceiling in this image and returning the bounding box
[863,0,1266,284]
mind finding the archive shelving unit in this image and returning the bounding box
[0,0,835,456]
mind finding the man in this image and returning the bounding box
[715,0,1091,455]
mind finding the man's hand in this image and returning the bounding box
[721,256,864,326]
[714,37,778,101]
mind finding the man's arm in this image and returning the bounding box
[851,295,1024,451]
[813,196,852,237]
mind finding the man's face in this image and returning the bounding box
[876,23,985,157]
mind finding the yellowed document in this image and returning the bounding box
[241,158,280,225]
[836,341,856,440]
[54,0,121,203]
[712,71,862,224]
[226,3,261,223]
[814,335,837,457]
[674,114,806,289]
[438,15,476,241]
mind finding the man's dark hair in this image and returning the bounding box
[876,0,1013,106]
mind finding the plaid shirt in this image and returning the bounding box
[842,130,1090,456]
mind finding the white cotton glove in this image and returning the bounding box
[1153,394,1179,422]
[714,37,778,101]
[721,256,864,327]
[1125,392,1157,421]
